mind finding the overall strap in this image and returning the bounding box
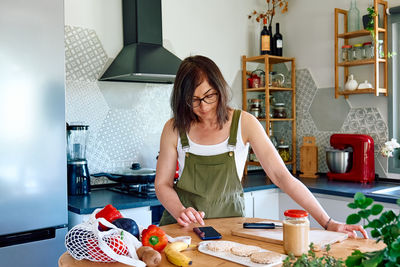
[179,128,190,151]
[228,109,241,148]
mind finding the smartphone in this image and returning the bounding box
[193,226,222,240]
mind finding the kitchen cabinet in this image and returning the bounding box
[242,55,296,175]
[334,0,388,98]
[244,191,254,217]
[68,206,152,230]
[244,189,280,220]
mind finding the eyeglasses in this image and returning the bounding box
[189,93,218,108]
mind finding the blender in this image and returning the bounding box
[67,123,90,195]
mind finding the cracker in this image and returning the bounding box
[250,251,282,264]
[207,241,236,252]
[230,245,261,257]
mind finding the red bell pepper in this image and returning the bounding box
[141,225,168,252]
[95,204,123,231]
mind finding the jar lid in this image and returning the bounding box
[250,98,261,102]
[274,103,285,106]
[354,43,363,48]
[363,42,372,46]
[341,45,352,48]
[284,209,308,218]
[278,144,289,148]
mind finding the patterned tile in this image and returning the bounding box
[65,80,109,135]
[65,25,108,82]
[295,69,318,115]
[341,107,388,156]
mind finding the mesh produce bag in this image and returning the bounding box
[65,208,145,267]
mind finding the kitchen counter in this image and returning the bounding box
[68,189,162,215]
[58,217,385,267]
[68,172,400,215]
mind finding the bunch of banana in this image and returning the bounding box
[164,241,193,266]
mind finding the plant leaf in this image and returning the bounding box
[367,219,384,229]
[361,250,384,267]
[354,192,366,202]
[358,209,372,219]
[348,202,358,209]
[359,197,374,209]
[347,213,361,224]
[371,229,381,238]
[370,204,384,215]
[345,250,363,266]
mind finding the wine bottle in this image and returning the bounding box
[269,25,275,55]
[260,18,271,55]
[274,23,283,57]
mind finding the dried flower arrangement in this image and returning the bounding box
[248,0,288,27]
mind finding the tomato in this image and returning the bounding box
[86,235,129,262]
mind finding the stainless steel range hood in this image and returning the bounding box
[99,0,181,83]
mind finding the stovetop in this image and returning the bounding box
[108,183,156,198]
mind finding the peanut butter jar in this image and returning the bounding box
[283,209,309,256]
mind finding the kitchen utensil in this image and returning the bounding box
[327,134,375,183]
[247,74,261,88]
[344,74,358,91]
[269,72,285,87]
[67,123,90,195]
[326,148,353,173]
[243,223,282,229]
[92,163,156,184]
[357,80,373,89]
[300,136,318,178]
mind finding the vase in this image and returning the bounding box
[362,14,371,29]
[348,0,360,32]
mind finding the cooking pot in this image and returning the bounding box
[326,148,353,173]
[92,163,156,184]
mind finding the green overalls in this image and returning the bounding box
[159,109,245,226]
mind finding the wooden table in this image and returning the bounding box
[59,217,384,266]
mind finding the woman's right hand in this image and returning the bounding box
[176,207,205,227]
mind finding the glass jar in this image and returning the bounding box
[249,98,261,108]
[363,42,373,59]
[352,43,363,60]
[278,144,290,162]
[283,209,310,256]
[250,107,261,118]
[378,40,384,58]
[341,45,352,62]
[272,103,287,118]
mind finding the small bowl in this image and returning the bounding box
[326,148,353,173]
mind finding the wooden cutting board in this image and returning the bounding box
[231,224,348,250]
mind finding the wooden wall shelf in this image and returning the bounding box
[242,55,296,175]
[334,0,388,99]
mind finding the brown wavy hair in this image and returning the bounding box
[171,55,231,133]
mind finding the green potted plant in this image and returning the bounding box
[362,6,377,37]
[345,192,400,266]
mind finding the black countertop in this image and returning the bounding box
[69,172,400,215]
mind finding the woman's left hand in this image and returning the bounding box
[327,219,368,239]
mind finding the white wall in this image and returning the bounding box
[276,0,400,88]
[65,0,265,108]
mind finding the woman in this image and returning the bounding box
[155,55,367,238]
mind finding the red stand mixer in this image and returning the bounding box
[327,134,375,183]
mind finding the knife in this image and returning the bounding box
[243,222,282,229]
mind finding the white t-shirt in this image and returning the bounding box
[177,114,250,181]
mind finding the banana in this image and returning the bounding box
[164,241,192,266]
